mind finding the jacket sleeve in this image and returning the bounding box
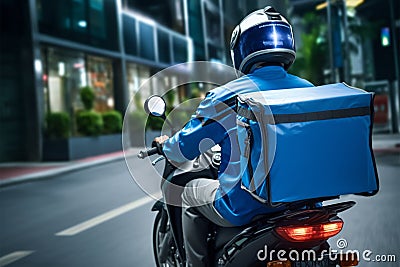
[162,92,229,163]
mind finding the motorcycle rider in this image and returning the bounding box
[154,6,315,266]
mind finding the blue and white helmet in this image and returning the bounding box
[230,6,296,75]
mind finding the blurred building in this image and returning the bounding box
[290,0,399,133]
[1,0,281,162]
[3,0,396,162]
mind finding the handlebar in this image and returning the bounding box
[137,147,159,159]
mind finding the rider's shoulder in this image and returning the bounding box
[206,76,254,101]
[286,73,315,87]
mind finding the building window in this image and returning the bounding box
[157,29,171,63]
[126,63,151,102]
[71,0,87,34]
[89,0,106,39]
[37,0,118,50]
[123,15,138,56]
[122,12,189,64]
[173,36,188,63]
[87,56,114,112]
[42,47,116,135]
[123,0,184,33]
[203,1,223,61]
[204,3,222,45]
[138,21,155,61]
[42,47,86,115]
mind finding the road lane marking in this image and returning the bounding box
[56,196,153,236]
[0,251,34,267]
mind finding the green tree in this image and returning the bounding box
[76,86,104,135]
[76,111,103,136]
[102,111,122,134]
[46,112,70,139]
[291,13,328,85]
[80,86,96,110]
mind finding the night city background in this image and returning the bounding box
[0,0,399,266]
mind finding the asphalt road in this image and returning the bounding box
[0,153,399,267]
[0,158,158,267]
[328,153,400,266]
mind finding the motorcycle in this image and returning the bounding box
[138,95,359,267]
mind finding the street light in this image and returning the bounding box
[316,0,364,10]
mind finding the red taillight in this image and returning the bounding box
[275,220,343,242]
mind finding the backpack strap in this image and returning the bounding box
[238,105,371,124]
[237,105,257,121]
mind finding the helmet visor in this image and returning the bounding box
[240,22,295,54]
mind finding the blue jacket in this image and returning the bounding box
[163,66,314,226]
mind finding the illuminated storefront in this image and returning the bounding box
[0,0,259,161]
[87,56,114,112]
[41,46,116,135]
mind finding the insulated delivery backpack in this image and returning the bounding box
[236,83,379,206]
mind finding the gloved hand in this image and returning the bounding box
[152,135,169,155]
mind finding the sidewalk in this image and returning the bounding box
[371,133,400,153]
[0,149,140,187]
[0,134,399,187]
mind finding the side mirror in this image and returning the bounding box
[144,95,166,117]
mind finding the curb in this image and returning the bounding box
[0,151,138,188]
[373,147,400,154]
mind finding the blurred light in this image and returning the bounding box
[74,63,85,69]
[175,0,182,21]
[187,38,194,62]
[42,74,48,82]
[346,0,364,7]
[316,0,364,10]
[272,26,279,47]
[80,70,87,87]
[35,59,42,73]
[78,20,87,28]
[123,10,156,26]
[107,97,114,108]
[316,2,327,10]
[210,58,223,65]
[381,27,391,47]
[316,36,325,44]
[347,8,356,17]
[58,62,65,76]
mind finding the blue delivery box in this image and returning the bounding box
[236,83,379,206]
